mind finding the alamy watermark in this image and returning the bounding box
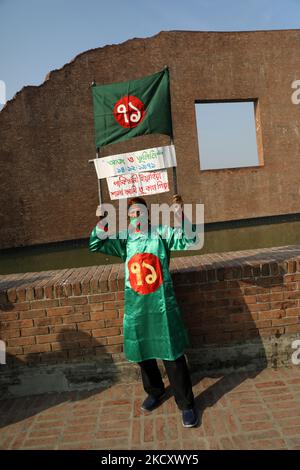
[0,340,6,365]
[291,339,300,365]
[95,200,204,250]
[0,80,6,106]
[291,80,300,104]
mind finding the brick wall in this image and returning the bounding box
[1,245,300,396]
[2,30,300,248]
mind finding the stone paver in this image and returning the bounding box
[1,366,300,450]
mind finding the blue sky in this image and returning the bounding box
[1,0,299,103]
[195,102,259,169]
[0,0,299,167]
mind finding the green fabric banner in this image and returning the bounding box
[92,68,173,148]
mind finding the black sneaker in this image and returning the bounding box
[182,408,199,428]
[141,393,166,412]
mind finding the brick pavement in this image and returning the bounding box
[0,366,300,450]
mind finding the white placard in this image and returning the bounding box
[107,170,169,200]
[93,145,176,179]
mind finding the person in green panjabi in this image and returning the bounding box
[89,194,199,427]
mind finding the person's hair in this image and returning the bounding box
[127,197,148,208]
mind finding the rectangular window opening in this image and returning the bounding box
[195,100,263,171]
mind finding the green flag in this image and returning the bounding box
[91,68,173,148]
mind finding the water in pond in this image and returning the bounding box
[1,213,300,275]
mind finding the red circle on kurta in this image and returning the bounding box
[113,95,145,128]
[128,253,163,295]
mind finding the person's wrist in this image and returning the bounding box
[96,220,108,232]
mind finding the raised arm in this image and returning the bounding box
[89,209,127,261]
[160,194,199,252]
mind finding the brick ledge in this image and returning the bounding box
[1,244,300,303]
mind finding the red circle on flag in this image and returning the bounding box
[128,253,163,295]
[113,95,145,128]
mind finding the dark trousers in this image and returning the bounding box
[138,354,195,411]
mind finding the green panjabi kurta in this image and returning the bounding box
[89,221,197,363]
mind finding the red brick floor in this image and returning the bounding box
[0,366,300,450]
